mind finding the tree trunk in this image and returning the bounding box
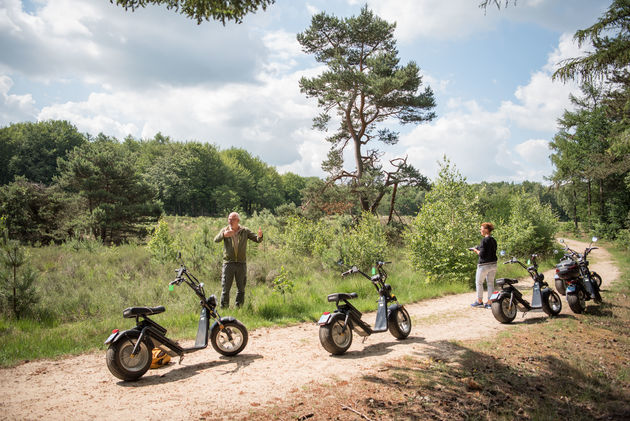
[387,183,399,225]
[599,178,604,222]
[572,183,578,231]
[586,178,591,226]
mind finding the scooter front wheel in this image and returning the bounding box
[388,306,412,339]
[106,334,153,381]
[591,272,602,288]
[319,313,352,355]
[211,320,248,356]
[567,290,586,314]
[491,295,517,324]
[542,290,562,316]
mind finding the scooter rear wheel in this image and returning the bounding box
[211,320,248,356]
[106,334,153,381]
[388,306,411,339]
[319,313,352,355]
[491,295,517,324]
[555,278,566,295]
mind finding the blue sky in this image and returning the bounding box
[0,0,610,182]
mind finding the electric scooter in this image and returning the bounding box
[104,253,248,381]
[317,261,411,355]
[490,253,562,324]
[557,237,603,313]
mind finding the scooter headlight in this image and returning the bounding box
[207,295,217,307]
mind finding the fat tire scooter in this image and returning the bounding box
[557,237,603,314]
[104,253,248,381]
[490,253,562,324]
[317,261,411,355]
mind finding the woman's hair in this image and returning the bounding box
[481,222,494,232]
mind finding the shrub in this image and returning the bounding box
[495,190,558,257]
[336,212,387,269]
[147,218,177,262]
[406,159,480,284]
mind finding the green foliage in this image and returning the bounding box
[56,139,161,244]
[111,0,275,24]
[0,120,86,185]
[283,215,333,258]
[336,212,388,269]
[494,191,559,257]
[147,219,177,262]
[0,225,39,319]
[272,265,294,298]
[0,177,69,244]
[406,159,480,284]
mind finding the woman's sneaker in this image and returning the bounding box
[471,301,484,308]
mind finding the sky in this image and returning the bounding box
[0,0,612,183]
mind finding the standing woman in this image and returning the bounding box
[471,222,497,308]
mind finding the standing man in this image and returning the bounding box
[214,212,263,308]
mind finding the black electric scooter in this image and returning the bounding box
[557,237,603,314]
[104,253,248,381]
[317,261,411,355]
[490,253,562,324]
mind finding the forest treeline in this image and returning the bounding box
[0,119,571,246]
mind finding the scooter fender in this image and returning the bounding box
[210,316,237,335]
[104,327,143,345]
[317,311,342,326]
[490,290,510,302]
[540,287,551,302]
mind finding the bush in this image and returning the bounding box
[336,212,387,269]
[406,159,480,284]
[615,229,630,251]
[147,218,177,262]
[495,191,558,257]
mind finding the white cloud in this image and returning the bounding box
[348,0,609,42]
[0,74,37,123]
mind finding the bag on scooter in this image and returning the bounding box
[150,348,171,369]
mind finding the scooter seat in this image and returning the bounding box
[123,306,166,318]
[496,278,518,286]
[327,292,358,302]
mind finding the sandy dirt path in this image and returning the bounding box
[0,239,620,420]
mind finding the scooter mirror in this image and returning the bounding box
[336,259,344,266]
[554,249,559,254]
[592,236,598,242]
[177,251,182,259]
[559,238,565,244]
[499,250,506,256]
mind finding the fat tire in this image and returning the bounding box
[542,290,562,316]
[591,272,602,288]
[491,295,517,324]
[388,306,411,339]
[211,319,248,356]
[555,278,566,295]
[106,334,153,381]
[567,291,586,314]
[319,313,352,355]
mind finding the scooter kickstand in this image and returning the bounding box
[362,336,368,344]
[179,355,185,365]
